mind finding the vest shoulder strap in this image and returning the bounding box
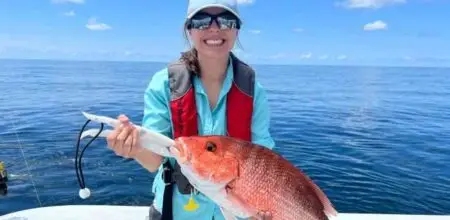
[230,53,255,98]
[167,60,198,138]
[167,60,193,101]
[227,53,255,141]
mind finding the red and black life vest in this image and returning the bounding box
[168,52,255,141]
[159,53,256,220]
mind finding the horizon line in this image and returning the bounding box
[0,57,449,69]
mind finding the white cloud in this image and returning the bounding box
[300,52,312,59]
[364,20,388,31]
[337,55,348,60]
[293,28,304,33]
[248,29,261,34]
[64,11,75,16]
[338,0,406,9]
[237,0,254,4]
[86,17,111,31]
[52,0,84,4]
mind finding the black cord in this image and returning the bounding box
[79,123,104,188]
[75,120,91,189]
[75,119,104,189]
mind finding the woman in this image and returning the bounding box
[106,0,275,219]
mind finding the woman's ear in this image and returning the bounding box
[188,29,194,41]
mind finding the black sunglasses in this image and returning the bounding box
[187,11,241,30]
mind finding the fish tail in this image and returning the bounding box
[308,178,338,217]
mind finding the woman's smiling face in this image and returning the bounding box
[187,7,240,59]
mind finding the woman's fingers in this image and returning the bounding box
[118,114,129,124]
[116,124,132,156]
[123,129,134,158]
[128,128,139,157]
[105,114,141,159]
[107,124,123,151]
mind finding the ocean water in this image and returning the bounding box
[0,59,449,216]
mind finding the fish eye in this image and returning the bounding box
[206,141,217,152]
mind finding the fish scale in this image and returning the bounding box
[238,146,315,219]
[226,138,331,220]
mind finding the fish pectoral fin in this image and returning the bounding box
[219,206,238,220]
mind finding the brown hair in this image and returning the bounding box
[180,21,201,75]
[179,20,243,76]
[180,48,201,75]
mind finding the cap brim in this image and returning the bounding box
[187,3,241,21]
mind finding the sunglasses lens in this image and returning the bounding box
[189,12,240,30]
[217,16,239,29]
[190,16,212,29]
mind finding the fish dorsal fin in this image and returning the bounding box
[307,178,338,217]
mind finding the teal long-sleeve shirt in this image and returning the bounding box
[141,58,275,220]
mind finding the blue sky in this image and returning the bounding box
[1,0,449,67]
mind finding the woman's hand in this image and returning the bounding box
[106,114,142,159]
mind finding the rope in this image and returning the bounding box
[10,117,42,206]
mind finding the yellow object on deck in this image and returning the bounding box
[0,160,8,196]
[0,161,6,179]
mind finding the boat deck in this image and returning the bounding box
[1,205,449,220]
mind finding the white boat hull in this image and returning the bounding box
[1,205,449,220]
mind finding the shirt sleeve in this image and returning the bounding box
[141,68,173,140]
[251,80,276,150]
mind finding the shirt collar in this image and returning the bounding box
[193,56,234,96]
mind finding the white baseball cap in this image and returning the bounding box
[186,0,241,21]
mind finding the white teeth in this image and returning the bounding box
[205,39,224,46]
